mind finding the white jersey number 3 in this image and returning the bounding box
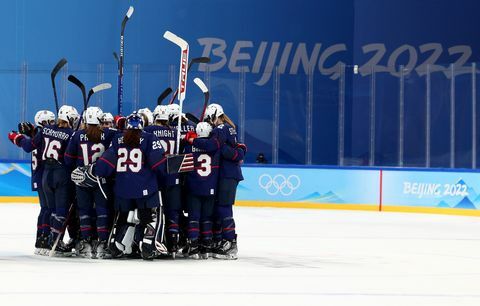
[197,154,211,177]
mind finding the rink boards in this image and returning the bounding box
[1,162,480,216]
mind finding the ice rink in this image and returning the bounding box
[1,204,480,306]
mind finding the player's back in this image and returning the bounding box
[184,141,220,196]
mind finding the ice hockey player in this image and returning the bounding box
[15,105,79,256]
[185,103,246,260]
[182,122,221,259]
[79,112,168,260]
[100,112,114,129]
[8,110,56,254]
[144,105,184,256]
[66,106,115,258]
[138,108,154,127]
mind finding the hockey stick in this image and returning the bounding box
[167,56,210,105]
[194,77,210,122]
[163,30,189,154]
[48,202,76,257]
[157,87,173,105]
[51,58,68,113]
[117,6,134,115]
[68,75,112,130]
[113,52,119,69]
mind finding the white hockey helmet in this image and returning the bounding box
[126,112,144,130]
[204,103,224,123]
[58,105,80,127]
[196,122,213,138]
[101,112,114,123]
[138,108,154,126]
[167,104,180,121]
[34,110,55,127]
[153,105,169,121]
[84,106,104,125]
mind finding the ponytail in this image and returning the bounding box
[124,129,141,148]
[86,124,102,144]
[220,114,236,129]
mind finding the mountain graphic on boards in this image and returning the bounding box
[298,191,344,203]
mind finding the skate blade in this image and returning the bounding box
[187,254,201,260]
[200,253,211,259]
[213,253,238,260]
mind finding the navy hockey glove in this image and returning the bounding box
[18,122,35,137]
[236,143,247,154]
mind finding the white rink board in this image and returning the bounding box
[1,204,480,306]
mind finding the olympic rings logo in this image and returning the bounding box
[258,174,301,196]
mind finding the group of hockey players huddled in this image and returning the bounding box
[7,102,246,260]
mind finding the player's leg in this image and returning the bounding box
[184,193,201,259]
[75,186,94,258]
[136,193,160,260]
[109,197,136,258]
[93,184,112,259]
[164,184,182,254]
[36,186,50,255]
[213,178,238,260]
[200,196,215,259]
[52,167,74,255]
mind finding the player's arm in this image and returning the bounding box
[221,143,247,162]
[64,134,79,168]
[94,146,117,177]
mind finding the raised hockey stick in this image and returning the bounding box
[167,56,210,105]
[194,77,210,121]
[117,6,134,115]
[51,58,68,113]
[68,75,112,130]
[184,78,209,124]
[157,87,173,105]
[163,30,189,154]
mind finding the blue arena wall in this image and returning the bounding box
[2,161,480,216]
[1,0,480,167]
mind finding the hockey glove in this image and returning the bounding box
[114,115,126,130]
[71,164,98,188]
[167,153,195,174]
[18,122,35,137]
[236,143,247,154]
[185,131,198,144]
[8,131,24,146]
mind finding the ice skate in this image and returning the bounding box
[213,235,238,260]
[75,239,93,258]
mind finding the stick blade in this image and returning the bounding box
[157,87,173,105]
[163,31,188,49]
[51,58,67,79]
[92,83,112,93]
[126,6,134,18]
[193,78,208,93]
[67,75,85,91]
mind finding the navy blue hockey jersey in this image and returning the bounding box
[184,140,220,196]
[64,128,116,168]
[25,125,74,166]
[18,133,44,191]
[95,131,166,199]
[144,125,179,187]
[192,123,243,181]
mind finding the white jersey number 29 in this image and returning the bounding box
[117,148,142,173]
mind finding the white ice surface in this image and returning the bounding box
[1,204,480,306]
